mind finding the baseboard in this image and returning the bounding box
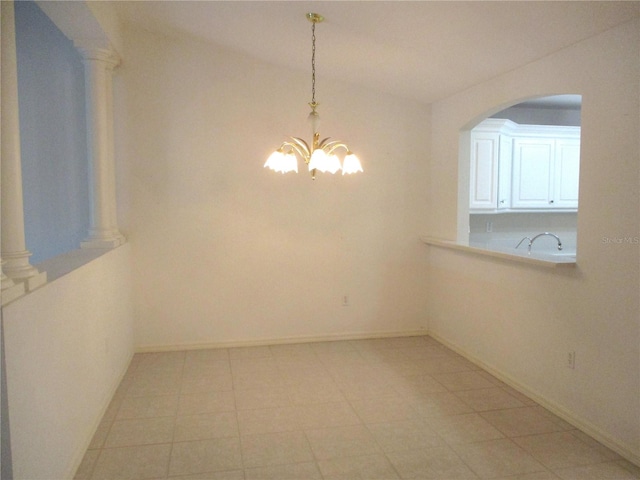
[428,332,640,468]
[64,350,135,480]
[134,329,429,353]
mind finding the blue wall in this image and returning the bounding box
[15,0,89,264]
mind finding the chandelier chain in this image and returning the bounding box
[311,21,316,106]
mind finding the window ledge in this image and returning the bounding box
[35,247,115,283]
[420,236,576,267]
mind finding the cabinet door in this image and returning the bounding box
[469,133,500,210]
[554,139,580,208]
[497,135,512,210]
[511,138,554,209]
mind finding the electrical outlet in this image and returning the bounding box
[567,351,576,369]
[486,221,493,233]
[342,295,349,307]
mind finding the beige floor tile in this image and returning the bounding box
[493,471,560,480]
[237,406,300,435]
[73,449,100,480]
[318,453,400,479]
[88,421,112,450]
[386,445,479,479]
[569,430,622,461]
[374,358,427,377]
[432,371,496,391]
[412,356,475,375]
[499,386,538,406]
[184,348,230,364]
[182,361,232,379]
[269,342,317,357]
[367,420,445,453]
[553,461,640,479]
[451,438,546,479]
[311,340,358,355]
[234,386,291,410]
[286,381,346,405]
[228,345,273,360]
[127,372,183,397]
[230,356,279,374]
[391,374,449,396]
[425,413,505,444]
[295,401,361,429]
[117,395,179,420]
[480,407,570,437]
[513,431,611,469]
[170,470,244,480]
[180,373,233,395]
[92,443,172,480]
[231,368,284,391]
[338,378,400,401]
[304,425,381,460]
[77,337,636,480]
[529,406,576,431]
[174,412,238,442]
[280,367,335,387]
[616,459,640,477]
[350,394,422,424]
[245,461,323,479]
[385,336,431,349]
[105,417,175,447]
[454,387,526,412]
[241,431,314,468]
[402,345,457,361]
[177,391,236,416]
[135,351,185,372]
[168,438,242,477]
[407,391,475,418]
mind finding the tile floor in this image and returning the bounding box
[74,335,640,480]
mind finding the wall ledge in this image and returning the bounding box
[420,236,576,268]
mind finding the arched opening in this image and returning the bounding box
[458,95,582,259]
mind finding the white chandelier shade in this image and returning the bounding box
[264,13,363,180]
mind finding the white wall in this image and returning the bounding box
[427,19,639,463]
[115,27,431,350]
[3,245,134,480]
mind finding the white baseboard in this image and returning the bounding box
[134,329,429,353]
[428,332,640,468]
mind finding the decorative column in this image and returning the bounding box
[77,46,125,249]
[1,0,46,297]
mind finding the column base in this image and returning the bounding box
[2,249,42,282]
[1,280,25,305]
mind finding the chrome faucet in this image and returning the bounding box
[515,237,532,250]
[516,232,563,253]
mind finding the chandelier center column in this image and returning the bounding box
[77,46,126,249]
[1,0,46,299]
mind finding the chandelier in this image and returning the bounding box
[264,13,363,180]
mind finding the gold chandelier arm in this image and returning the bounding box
[280,139,310,161]
[321,141,351,155]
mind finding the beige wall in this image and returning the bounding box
[116,27,432,350]
[427,19,639,462]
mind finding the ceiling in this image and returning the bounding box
[112,1,640,105]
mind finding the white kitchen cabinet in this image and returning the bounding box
[469,120,514,212]
[511,128,580,210]
[470,120,580,212]
[553,138,580,208]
